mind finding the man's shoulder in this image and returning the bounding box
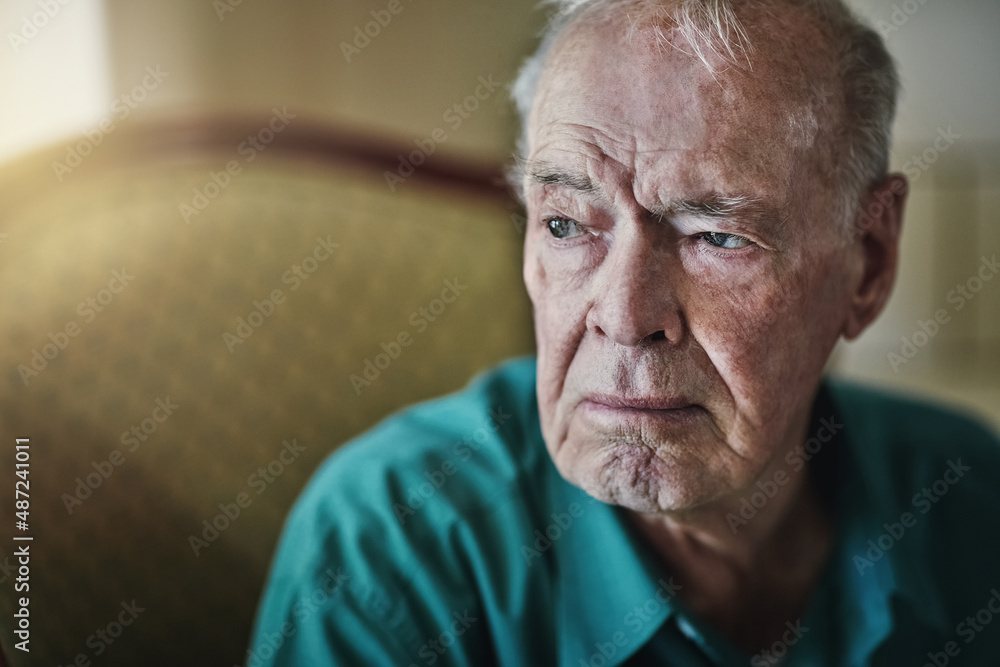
[821,380,1000,663]
[251,358,547,662]
[826,376,999,466]
[825,379,1000,636]
[824,377,1000,551]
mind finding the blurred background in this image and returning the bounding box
[0,0,996,665]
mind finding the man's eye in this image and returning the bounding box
[700,232,752,249]
[546,217,585,240]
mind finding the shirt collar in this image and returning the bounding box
[544,464,679,667]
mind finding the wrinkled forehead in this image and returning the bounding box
[527,7,839,199]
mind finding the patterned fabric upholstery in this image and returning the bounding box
[0,130,534,665]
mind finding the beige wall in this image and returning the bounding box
[98,0,544,165]
[838,0,1000,424]
[5,1,1000,159]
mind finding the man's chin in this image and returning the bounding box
[556,443,721,514]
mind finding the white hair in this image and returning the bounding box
[509,0,900,238]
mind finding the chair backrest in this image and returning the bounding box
[0,118,535,665]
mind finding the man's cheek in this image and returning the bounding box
[686,291,792,398]
[686,278,785,350]
[523,224,554,296]
[532,263,589,334]
[523,249,545,302]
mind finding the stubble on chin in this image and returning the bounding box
[552,424,724,514]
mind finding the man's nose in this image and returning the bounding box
[585,225,684,346]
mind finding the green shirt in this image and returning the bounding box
[249,357,1000,666]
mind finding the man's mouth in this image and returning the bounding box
[579,393,707,428]
[583,393,697,411]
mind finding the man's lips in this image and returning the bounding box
[583,393,697,411]
[578,394,706,429]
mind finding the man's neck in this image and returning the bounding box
[626,430,835,654]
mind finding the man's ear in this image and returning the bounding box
[842,173,908,340]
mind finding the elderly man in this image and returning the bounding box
[249,0,1000,664]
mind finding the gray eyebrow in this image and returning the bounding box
[670,195,765,217]
[526,161,596,193]
[663,194,788,231]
